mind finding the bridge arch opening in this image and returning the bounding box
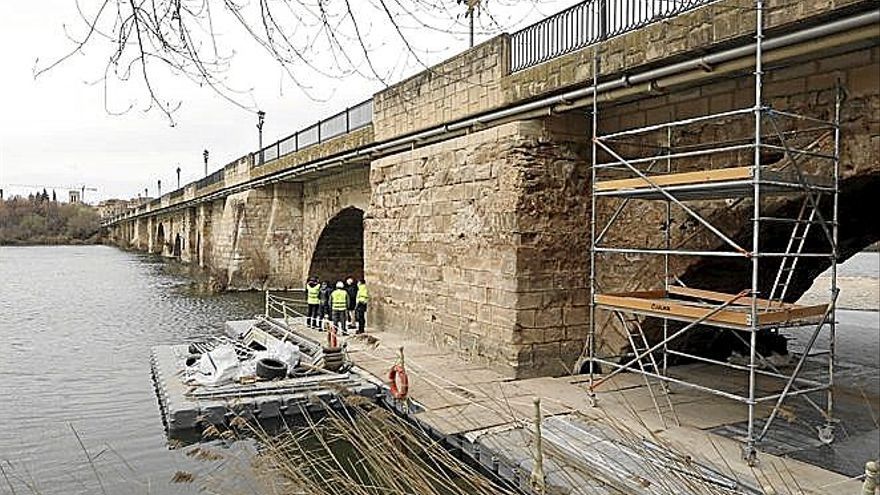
[155,223,166,254]
[308,207,364,284]
[173,233,182,257]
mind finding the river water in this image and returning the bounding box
[0,246,267,495]
[0,246,877,493]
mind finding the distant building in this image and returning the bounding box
[97,197,153,219]
[68,189,81,204]
[97,199,128,219]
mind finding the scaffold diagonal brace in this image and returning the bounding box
[757,288,839,441]
[590,290,750,391]
[594,139,750,256]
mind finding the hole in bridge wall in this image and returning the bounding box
[308,207,365,283]
[680,173,880,302]
[173,233,182,257]
[663,173,880,361]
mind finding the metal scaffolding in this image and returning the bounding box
[586,0,840,463]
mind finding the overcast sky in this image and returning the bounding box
[0,1,576,203]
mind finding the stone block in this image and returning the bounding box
[563,306,589,326]
[543,326,566,343]
[819,49,873,73]
[847,62,880,98]
[535,307,563,328]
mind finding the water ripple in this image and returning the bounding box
[0,245,264,495]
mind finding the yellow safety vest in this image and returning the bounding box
[356,284,369,303]
[331,289,348,311]
[306,284,320,305]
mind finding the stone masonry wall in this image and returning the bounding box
[260,183,305,289]
[367,118,590,378]
[373,36,509,141]
[204,184,306,290]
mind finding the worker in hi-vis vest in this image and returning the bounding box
[306,277,321,329]
[355,279,369,334]
[330,281,349,334]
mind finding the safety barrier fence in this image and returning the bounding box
[510,0,714,72]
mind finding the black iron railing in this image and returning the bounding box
[196,169,224,190]
[510,0,714,72]
[255,98,373,167]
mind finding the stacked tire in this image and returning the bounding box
[322,347,344,372]
[256,358,287,380]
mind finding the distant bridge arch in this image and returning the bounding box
[155,223,166,255]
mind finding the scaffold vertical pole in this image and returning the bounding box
[588,46,600,407]
[825,82,843,438]
[746,0,764,465]
[663,126,672,378]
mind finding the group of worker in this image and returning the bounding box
[305,276,369,335]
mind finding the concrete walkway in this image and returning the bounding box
[295,322,867,494]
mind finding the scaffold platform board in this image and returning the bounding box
[594,166,832,200]
[595,286,829,329]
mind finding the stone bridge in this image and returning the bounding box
[105,0,880,378]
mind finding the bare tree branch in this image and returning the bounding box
[35,0,547,123]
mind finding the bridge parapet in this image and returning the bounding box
[502,0,872,104]
[373,36,509,141]
[252,125,374,180]
[254,98,373,166]
[223,155,252,187]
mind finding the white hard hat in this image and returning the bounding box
[336,281,344,288]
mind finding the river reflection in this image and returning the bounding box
[0,246,269,494]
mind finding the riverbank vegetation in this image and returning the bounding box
[0,195,102,245]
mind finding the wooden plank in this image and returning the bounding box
[595,167,752,192]
[667,286,794,309]
[597,290,827,328]
[598,289,666,299]
[595,293,749,326]
[757,303,828,325]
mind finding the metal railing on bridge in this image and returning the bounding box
[255,99,373,167]
[510,0,714,72]
[196,168,225,189]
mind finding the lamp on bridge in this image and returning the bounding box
[176,166,181,189]
[158,179,162,197]
[203,149,209,177]
[144,188,148,198]
[257,110,266,164]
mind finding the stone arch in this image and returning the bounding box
[307,206,365,283]
[173,233,182,257]
[155,223,166,254]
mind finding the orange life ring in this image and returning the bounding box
[388,364,409,400]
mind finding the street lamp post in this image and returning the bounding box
[257,110,266,164]
[158,179,162,197]
[144,188,148,198]
[203,149,209,176]
[176,166,181,189]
